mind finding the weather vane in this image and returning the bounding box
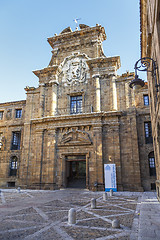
[73,18,81,30]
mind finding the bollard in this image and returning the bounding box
[103,192,108,201]
[91,198,96,209]
[68,208,76,224]
[112,219,120,228]
[110,189,113,197]
[17,187,21,193]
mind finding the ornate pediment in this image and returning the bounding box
[58,129,92,146]
[60,53,89,86]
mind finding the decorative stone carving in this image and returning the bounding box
[79,24,89,29]
[6,109,12,120]
[58,129,92,146]
[60,27,72,34]
[0,136,6,150]
[60,53,89,85]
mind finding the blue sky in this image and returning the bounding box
[0,0,140,103]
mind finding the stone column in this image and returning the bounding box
[127,112,143,191]
[57,154,66,188]
[92,124,103,190]
[107,123,123,191]
[20,123,32,187]
[112,75,117,110]
[36,130,45,189]
[86,153,89,189]
[39,84,45,117]
[93,74,101,112]
[50,80,59,116]
[46,128,57,189]
[125,82,132,108]
[25,129,45,189]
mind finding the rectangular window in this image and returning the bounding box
[15,109,22,118]
[0,111,3,120]
[9,156,18,176]
[149,157,155,168]
[70,95,82,114]
[11,132,21,150]
[143,95,149,106]
[0,133,2,150]
[7,182,15,187]
[144,122,153,144]
[149,152,156,176]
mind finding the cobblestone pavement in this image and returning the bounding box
[0,189,159,240]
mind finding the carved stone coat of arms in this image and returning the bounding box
[61,54,88,85]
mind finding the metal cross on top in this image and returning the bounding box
[73,18,81,30]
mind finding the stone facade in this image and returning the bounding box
[140,0,160,200]
[0,24,155,191]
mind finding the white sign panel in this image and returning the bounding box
[104,164,117,192]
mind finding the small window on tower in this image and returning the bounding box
[143,95,149,106]
[144,122,153,144]
[0,111,4,120]
[15,109,22,118]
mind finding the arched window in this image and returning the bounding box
[9,156,18,176]
[148,152,156,176]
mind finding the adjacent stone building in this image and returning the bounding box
[140,0,160,200]
[0,24,155,191]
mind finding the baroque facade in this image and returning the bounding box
[0,24,155,191]
[140,0,160,200]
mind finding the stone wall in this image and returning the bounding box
[140,0,160,199]
[0,24,155,191]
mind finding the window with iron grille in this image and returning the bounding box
[70,95,82,114]
[15,109,22,118]
[9,156,18,176]
[144,122,153,144]
[148,152,156,176]
[11,132,21,150]
[0,111,3,120]
[143,95,149,106]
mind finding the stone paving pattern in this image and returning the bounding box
[0,190,159,239]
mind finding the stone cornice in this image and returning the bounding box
[47,25,106,49]
[33,65,59,78]
[86,56,121,70]
[0,100,26,107]
[30,111,122,125]
[0,123,24,128]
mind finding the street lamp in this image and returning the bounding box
[129,57,160,92]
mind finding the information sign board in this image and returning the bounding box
[104,164,117,192]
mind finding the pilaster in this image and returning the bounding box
[112,75,118,110]
[50,80,59,116]
[93,74,101,112]
[39,84,45,117]
[92,124,104,190]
